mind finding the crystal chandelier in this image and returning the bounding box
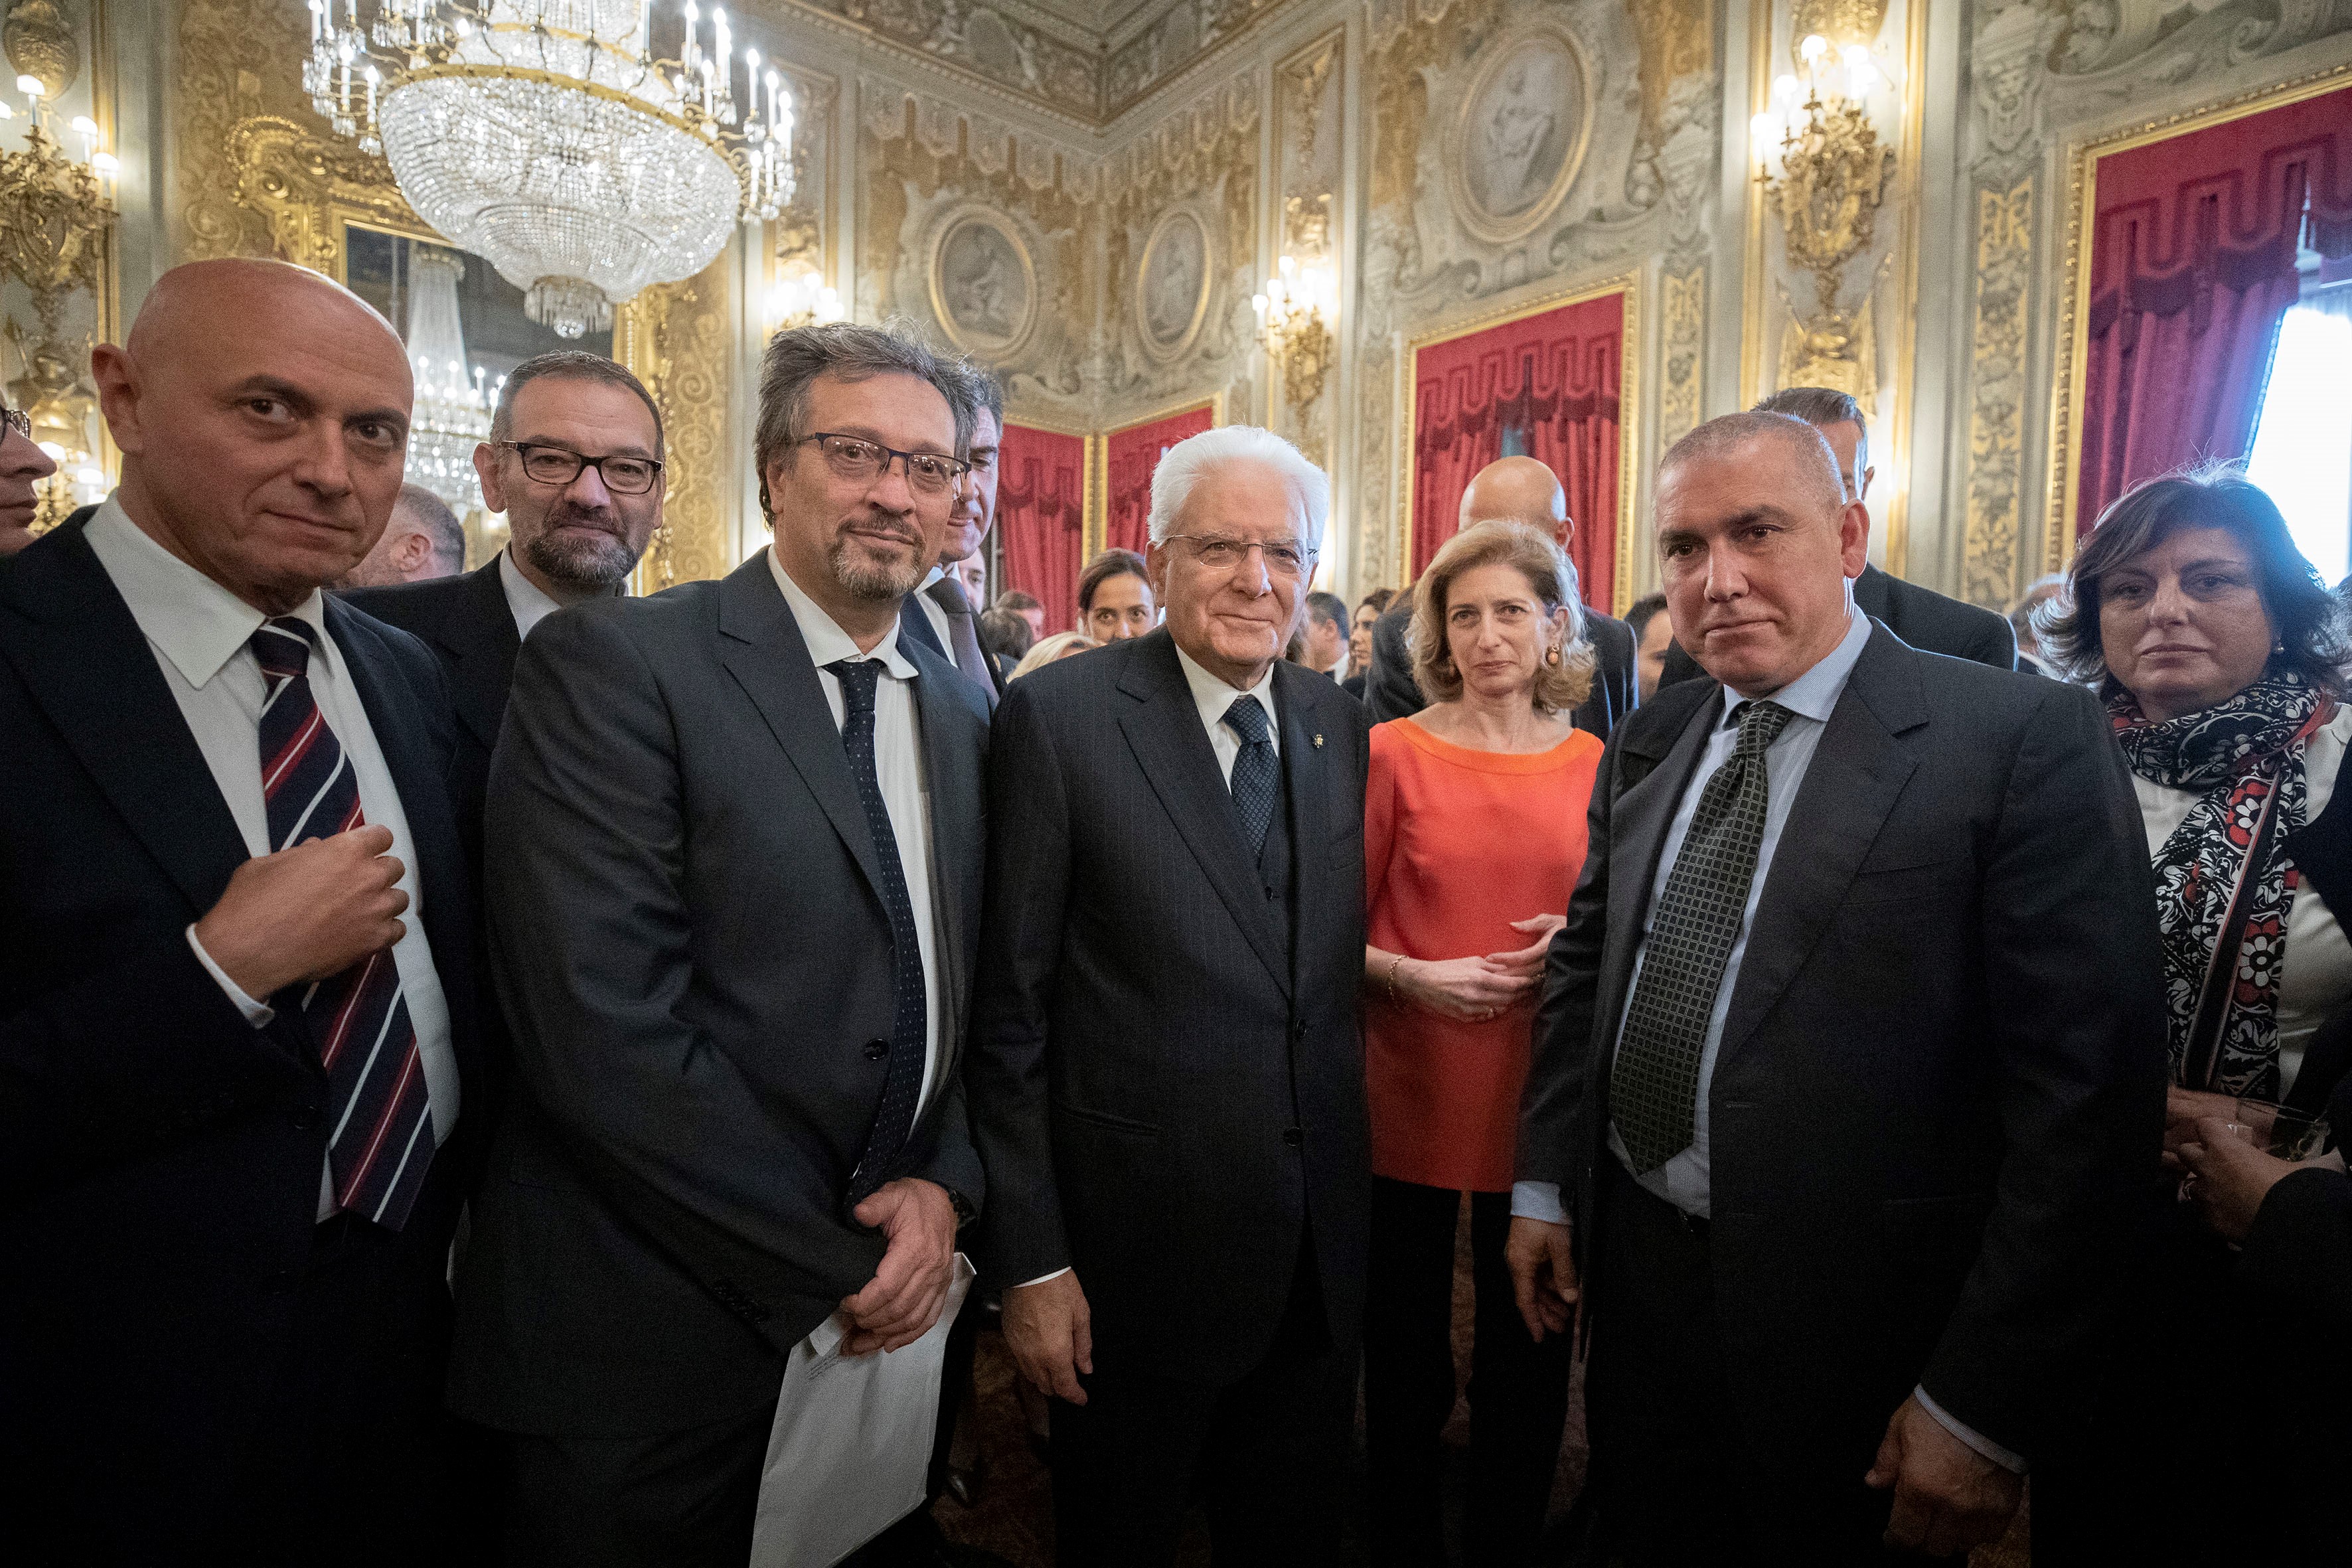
[307,0,797,338]
[402,247,498,511]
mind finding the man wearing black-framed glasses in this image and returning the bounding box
[0,398,60,556]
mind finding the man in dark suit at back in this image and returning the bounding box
[340,351,665,858]
[900,366,1004,708]
[1,258,485,1563]
[447,323,988,1565]
[1655,388,2015,693]
[1366,455,1638,735]
[967,425,1373,1565]
[1506,412,2164,1562]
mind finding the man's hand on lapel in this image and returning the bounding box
[840,1176,958,1354]
[1865,1393,2023,1556]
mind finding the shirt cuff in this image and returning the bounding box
[186,923,274,1028]
[1511,1180,1566,1224]
[1913,1385,2027,1475]
[1016,1267,1073,1288]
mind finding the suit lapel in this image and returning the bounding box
[908,633,982,1057]
[1117,635,1291,996]
[716,556,887,900]
[1715,628,1922,1069]
[0,520,251,915]
[1276,664,1328,1000]
[439,558,521,755]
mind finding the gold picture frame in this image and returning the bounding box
[1442,17,1597,248]
[1135,208,1214,365]
[1398,271,1642,615]
[928,204,1039,359]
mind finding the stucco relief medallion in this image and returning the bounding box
[1136,208,1213,364]
[1445,21,1597,246]
[929,208,1037,357]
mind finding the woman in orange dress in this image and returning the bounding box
[1361,520,1605,1567]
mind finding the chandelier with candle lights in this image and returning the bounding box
[306,0,797,339]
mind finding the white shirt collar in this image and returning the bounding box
[497,547,568,642]
[1173,638,1280,747]
[1722,601,1871,722]
[83,495,321,688]
[766,544,920,680]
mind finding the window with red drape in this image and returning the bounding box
[2077,83,2352,535]
[995,424,1088,633]
[1411,291,1623,606]
[1104,404,1215,557]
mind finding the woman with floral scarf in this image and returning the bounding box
[2037,468,2352,1565]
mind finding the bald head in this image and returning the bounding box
[93,258,416,614]
[1459,455,1571,547]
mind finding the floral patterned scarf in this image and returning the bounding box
[2112,671,2333,1098]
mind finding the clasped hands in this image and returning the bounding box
[2164,1086,2341,1245]
[1505,1215,2022,1557]
[1388,913,1565,1024]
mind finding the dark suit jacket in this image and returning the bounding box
[449,554,990,1437]
[1519,623,2165,1494]
[1366,592,1638,738]
[966,629,1373,1385]
[1658,564,2017,690]
[0,514,483,1555]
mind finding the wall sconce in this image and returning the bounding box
[1252,254,1337,408]
[766,264,843,332]
[1,69,119,529]
[1750,31,1895,402]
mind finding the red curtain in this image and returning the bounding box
[1411,291,1623,605]
[2077,84,2352,534]
[996,424,1088,633]
[1104,404,1215,556]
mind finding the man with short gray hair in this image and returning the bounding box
[447,322,989,1563]
[968,424,1373,1564]
[333,482,465,589]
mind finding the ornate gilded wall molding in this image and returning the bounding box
[1270,27,1344,459]
[1962,178,2032,609]
[1659,263,1705,449]
[621,256,734,593]
[226,116,424,276]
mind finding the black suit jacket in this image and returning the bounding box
[1366,592,1638,738]
[0,514,483,1554]
[449,553,990,1437]
[1519,623,2165,1487]
[966,629,1373,1385]
[1658,564,2017,690]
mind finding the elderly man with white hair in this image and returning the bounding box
[967,426,1373,1565]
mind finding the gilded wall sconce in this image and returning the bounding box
[1253,253,1338,410]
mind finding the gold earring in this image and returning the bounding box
[1545,645,1561,666]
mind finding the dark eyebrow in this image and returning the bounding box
[2174,555,2254,575]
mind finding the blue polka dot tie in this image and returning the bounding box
[1222,693,1279,854]
[826,659,928,1206]
[1612,698,1794,1173]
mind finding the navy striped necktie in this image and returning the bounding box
[252,617,435,1231]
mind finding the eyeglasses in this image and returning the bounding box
[1,408,30,441]
[495,440,664,496]
[1162,534,1317,579]
[800,433,971,498]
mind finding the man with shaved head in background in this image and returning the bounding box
[1365,454,1639,736]
[0,259,487,1562]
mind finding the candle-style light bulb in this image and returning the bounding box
[1798,33,1828,63]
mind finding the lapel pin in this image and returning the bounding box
[1312,733,1324,749]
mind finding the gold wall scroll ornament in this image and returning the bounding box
[1789,0,1888,54]
[3,0,78,96]
[929,204,1039,358]
[228,114,425,276]
[1757,89,1893,398]
[619,253,734,595]
[1,117,114,530]
[1397,272,1643,613]
[1443,19,1597,247]
[2043,62,2352,572]
[1660,264,1706,447]
[1962,179,2033,609]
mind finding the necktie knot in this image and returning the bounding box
[826,658,884,718]
[1223,693,1272,748]
[1731,699,1794,758]
[252,617,317,682]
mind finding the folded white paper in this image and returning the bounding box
[748,1252,976,1568]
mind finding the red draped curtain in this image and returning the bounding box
[996,424,1088,633]
[1105,404,1215,557]
[1411,291,1624,604]
[2077,84,2352,534]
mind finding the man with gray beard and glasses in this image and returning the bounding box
[447,323,990,1565]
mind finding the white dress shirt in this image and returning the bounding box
[1174,641,1282,782]
[84,499,460,1220]
[767,546,945,1117]
[498,546,567,642]
[911,564,955,655]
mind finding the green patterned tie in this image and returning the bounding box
[1612,699,1795,1173]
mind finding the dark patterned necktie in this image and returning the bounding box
[250,617,435,1231]
[1223,693,1279,854]
[826,659,929,1205]
[1612,699,1795,1173]
[926,577,998,708]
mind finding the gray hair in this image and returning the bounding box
[391,482,464,570]
[1146,425,1330,546]
[1753,385,1868,485]
[1659,410,1845,519]
[490,350,664,460]
[755,323,977,510]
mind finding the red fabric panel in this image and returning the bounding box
[2077,84,2352,533]
[1410,291,1623,606]
[995,424,1088,633]
[1103,404,1215,557]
